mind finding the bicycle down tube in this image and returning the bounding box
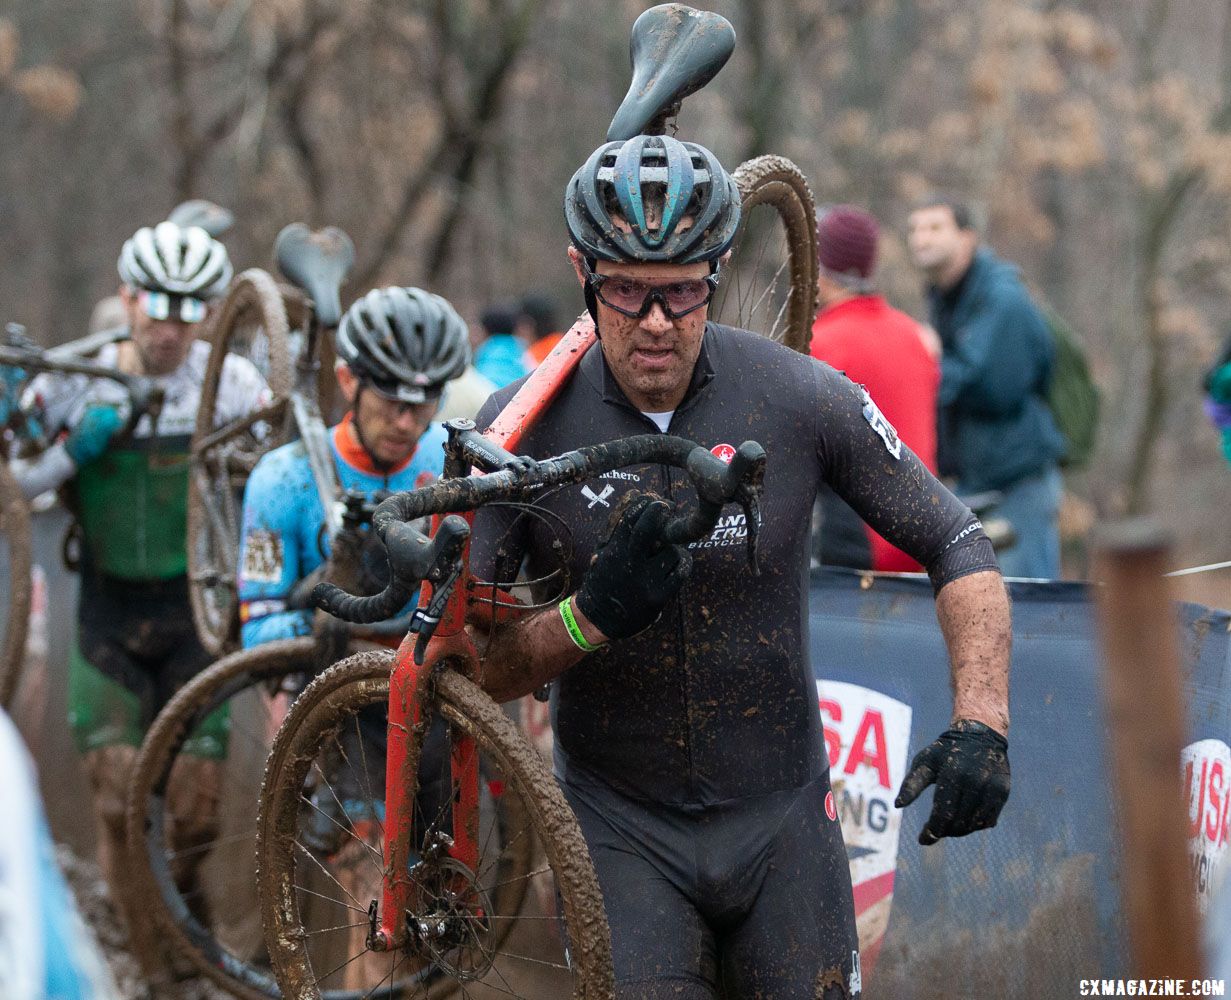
[370,314,596,951]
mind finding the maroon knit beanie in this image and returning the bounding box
[816,205,879,282]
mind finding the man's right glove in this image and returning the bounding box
[894,719,1010,845]
[575,493,692,641]
[65,405,124,466]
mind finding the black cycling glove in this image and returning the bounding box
[575,493,692,641]
[894,719,1010,845]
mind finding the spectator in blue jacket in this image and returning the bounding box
[472,306,529,388]
[908,195,1066,579]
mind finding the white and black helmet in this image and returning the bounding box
[117,221,233,299]
[336,287,470,403]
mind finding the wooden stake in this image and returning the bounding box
[1092,517,1202,979]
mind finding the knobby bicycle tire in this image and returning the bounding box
[257,652,614,1000]
[188,269,294,656]
[130,637,534,1000]
[0,463,31,709]
[126,637,316,999]
[717,155,819,354]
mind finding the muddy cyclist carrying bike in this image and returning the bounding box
[462,15,1015,1000]
[19,219,269,935]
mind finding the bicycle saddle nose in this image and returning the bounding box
[167,198,235,238]
[275,223,356,330]
[606,4,735,142]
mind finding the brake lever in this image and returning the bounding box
[407,518,470,664]
[736,484,762,575]
[410,560,462,665]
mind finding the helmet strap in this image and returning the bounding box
[582,255,601,335]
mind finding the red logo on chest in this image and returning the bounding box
[710,443,736,464]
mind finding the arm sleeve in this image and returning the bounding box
[238,455,311,647]
[9,443,76,500]
[814,362,999,592]
[938,290,1052,416]
[22,371,89,438]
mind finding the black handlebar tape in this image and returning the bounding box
[313,514,472,624]
[664,441,767,544]
[384,519,437,581]
[312,577,415,624]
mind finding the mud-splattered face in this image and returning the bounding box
[569,247,709,413]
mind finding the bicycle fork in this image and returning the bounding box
[368,514,482,954]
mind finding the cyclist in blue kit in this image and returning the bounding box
[467,133,1013,999]
[238,286,470,647]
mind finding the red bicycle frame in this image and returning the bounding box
[371,315,597,950]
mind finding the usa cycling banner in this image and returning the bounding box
[808,568,1231,997]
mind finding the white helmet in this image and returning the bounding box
[117,220,232,299]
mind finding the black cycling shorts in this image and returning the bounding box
[75,570,214,730]
[562,769,862,999]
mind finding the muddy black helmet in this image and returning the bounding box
[564,134,740,265]
[336,287,470,403]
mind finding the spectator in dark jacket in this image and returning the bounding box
[908,195,1066,579]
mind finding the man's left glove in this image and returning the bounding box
[894,719,1010,845]
[65,405,124,466]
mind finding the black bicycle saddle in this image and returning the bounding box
[606,4,735,142]
[274,223,356,330]
[167,198,235,238]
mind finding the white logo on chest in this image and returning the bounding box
[581,484,614,508]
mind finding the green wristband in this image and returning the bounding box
[560,596,604,653]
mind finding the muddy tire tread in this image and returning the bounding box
[126,637,317,1000]
[0,463,31,709]
[188,269,293,655]
[730,154,819,354]
[256,653,614,1000]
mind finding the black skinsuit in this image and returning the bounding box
[471,323,998,998]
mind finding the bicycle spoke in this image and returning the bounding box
[351,711,388,847]
[293,839,369,913]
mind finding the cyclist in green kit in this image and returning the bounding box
[22,220,268,924]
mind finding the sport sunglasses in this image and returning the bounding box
[581,258,720,320]
[138,289,208,324]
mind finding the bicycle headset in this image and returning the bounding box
[118,220,233,300]
[335,286,470,466]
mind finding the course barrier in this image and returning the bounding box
[809,568,1230,998]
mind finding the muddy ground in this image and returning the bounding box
[59,845,232,1000]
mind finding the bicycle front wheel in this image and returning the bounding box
[257,652,613,999]
[0,462,31,709]
[188,268,294,656]
[712,154,819,353]
[126,637,316,999]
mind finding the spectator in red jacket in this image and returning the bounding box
[810,205,941,572]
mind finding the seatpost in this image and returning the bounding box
[292,310,344,538]
[644,101,680,137]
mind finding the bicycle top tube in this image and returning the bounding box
[313,432,767,626]
[0,334,164,436]
[0,340,151,398]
